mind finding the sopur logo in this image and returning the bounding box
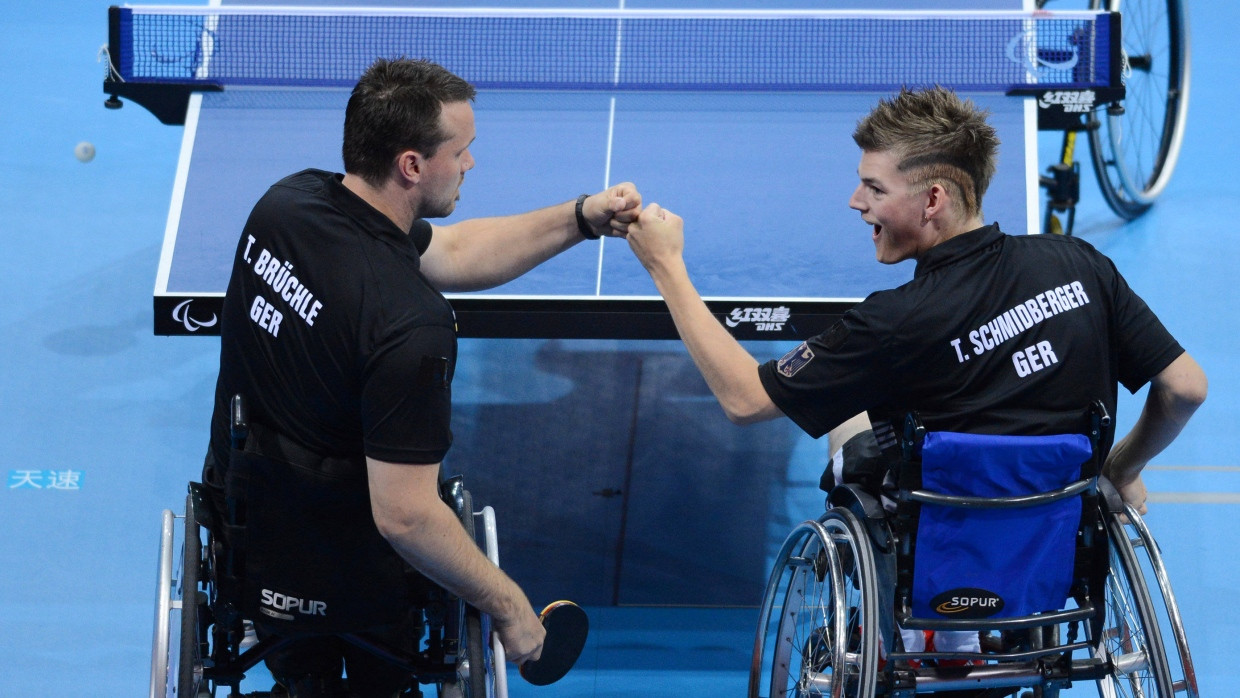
[931,588,1005,618]
[172,299,219,332]
[259,588,327,620]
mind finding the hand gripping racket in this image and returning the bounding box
[518,601,589,686]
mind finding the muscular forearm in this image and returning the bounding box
[646,257,779,424]
[366,459,531,621]
[366,457,545,662]
[380,497,528,620]
[427,202,583,292]
[1105,352,1207,484]
[425,184,641,292]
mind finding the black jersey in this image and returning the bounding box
[758,224,1183,443]
[208,169,457,467]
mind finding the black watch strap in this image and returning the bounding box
[575,194,599,239]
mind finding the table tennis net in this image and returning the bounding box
[108,6,1116,92]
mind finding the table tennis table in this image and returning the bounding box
[104,1,1122,340]
[106,0,1126,612]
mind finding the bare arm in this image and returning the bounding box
[366,457,545,663]
[625,203,782,424]
[421,183,641,292]
[1103,351,1207,513]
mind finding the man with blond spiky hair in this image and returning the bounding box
[623,86,1205,683]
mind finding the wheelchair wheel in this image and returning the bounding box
[1095,509,1175,698]
[750,510,879,698]
[439,486,491,698]
[1087,0,1190,218]
[1095,505,1197,698]
[178,493,212,698]
[1123,506,1198,697]
[462,606,489,698]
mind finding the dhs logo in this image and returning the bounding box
[930,588,1005,619]
[1039,89,1097,114]
[725,306,790,332]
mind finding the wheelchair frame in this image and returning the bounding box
[750,415,1198,698]
[150,476,508,698]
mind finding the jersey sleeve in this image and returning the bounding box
[1104,257,1184,393]
[360,323,457,464]
[758,307,895,438]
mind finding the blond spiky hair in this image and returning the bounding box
[852,87,999,220]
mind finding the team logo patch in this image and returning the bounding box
[777,342,815,377]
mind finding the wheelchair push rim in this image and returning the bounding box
[750,510,880,698]
[1095,505,1197,698]
[1096,507,1176,698]
[1122,504,1198,698]
[439,490,502,698]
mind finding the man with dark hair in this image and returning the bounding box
[623,86,1205,674]
[203,57,641,697]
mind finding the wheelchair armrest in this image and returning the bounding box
[440,474,467,517]
[827,484,892,552]
[229,394,249,450]
[1096,475,1126,515]
[188,481,218,530]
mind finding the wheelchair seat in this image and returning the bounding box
[150,396,507,698]
[750,404,1199,698]
[896,426,1098,630]
[219,419,431,637]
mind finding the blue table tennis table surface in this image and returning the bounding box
[154,0,1039,338]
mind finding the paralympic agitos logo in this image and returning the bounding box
[1006,30,1080,72]
[172,299,219,332]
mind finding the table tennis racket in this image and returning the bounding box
[518,600,589,686]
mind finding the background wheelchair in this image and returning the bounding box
[1035,0,1191,235]
[150,475,506,698]
[750,407,1198,698]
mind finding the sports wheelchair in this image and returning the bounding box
[751,405,1197,698]
[150,398,507,698]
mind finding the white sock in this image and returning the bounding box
[899,626,926,652]
[932,630,981,653]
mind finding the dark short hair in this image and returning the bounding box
[342,58,477,185]
[853,87,999,219]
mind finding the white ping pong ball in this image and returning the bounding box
[75,141,96,163]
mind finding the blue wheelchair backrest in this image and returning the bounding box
[910,431,1093,621]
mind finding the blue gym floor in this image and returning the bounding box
[2,1,1237,695]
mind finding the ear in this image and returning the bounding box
[922,182,950,222]
[394,149,424,185]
